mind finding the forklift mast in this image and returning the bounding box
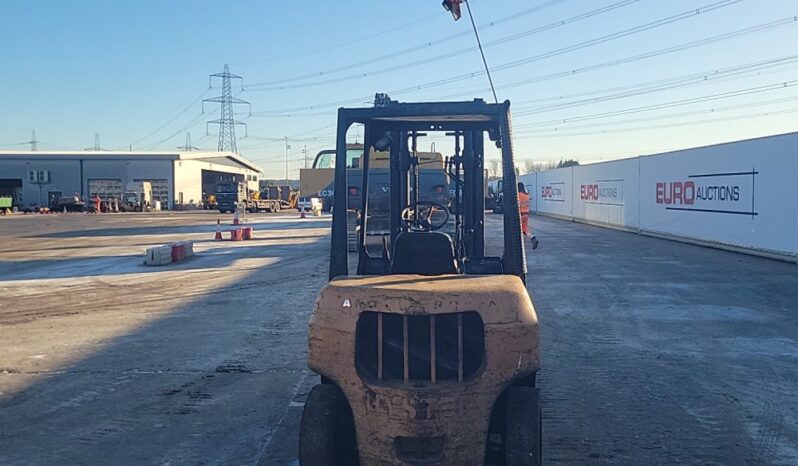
[329,98,526,282]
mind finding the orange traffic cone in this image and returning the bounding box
[233,210,241,225]
[214,218,223,241]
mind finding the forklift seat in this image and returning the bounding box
[391,231,459,275]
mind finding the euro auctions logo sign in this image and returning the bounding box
[541,182,565,202]
[656,169,758,217]
[581,180,624,206]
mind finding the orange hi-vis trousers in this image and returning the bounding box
[521,213,530,236]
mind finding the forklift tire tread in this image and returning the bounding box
[299,384,358,466]
[505,386,542,466]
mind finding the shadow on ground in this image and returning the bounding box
[32,220,330,239]
[0,235,327,282]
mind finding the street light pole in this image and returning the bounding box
[303,145,308,169]
[284,136,291,185]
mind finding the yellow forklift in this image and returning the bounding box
[300,97,540,465]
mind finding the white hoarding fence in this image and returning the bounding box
[639,133,798,258]
[571,157,640,230]
[526,132,798,261]
[535,167,573,219]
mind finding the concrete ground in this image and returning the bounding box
[528,215,798,465]
[0,211,796,465]
[0,211,329,465]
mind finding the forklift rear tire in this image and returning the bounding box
[299,384,358,466]
[505,387,542,466]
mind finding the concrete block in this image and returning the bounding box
[144,242,195,266]
[144,245,174,266]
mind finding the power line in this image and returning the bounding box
[414,21,798,103]
[515,62,798,116]
[515,80,798,127]
[289,123,336,138]
[249,110,336,118]
[510,55,798,110]
[515,107,798,139]
[239,133,334,150]
[246,0,637,91]
[244,0,565,88]
[126,87,209,149]
[434,54,798,106]
[248,15,795,117]
[193,133,215,147]
[388,0,748,95]
[516,95,798,135]
[241,123,337,148]
[140,112,207,150]
[249,0,740,92]
[231,3,458,67]
[494,0,744,73]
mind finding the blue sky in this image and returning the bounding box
[1,0,796,178]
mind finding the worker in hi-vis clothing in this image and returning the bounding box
[518,182,539,250]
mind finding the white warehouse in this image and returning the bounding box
[0,150,262,210]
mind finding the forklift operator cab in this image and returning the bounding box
[301,98,541,466]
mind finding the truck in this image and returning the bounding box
[215,181,297,213]
[214,181,245,213]
[300,144,449,212]
[300,144,451,249]
[119,181,153,212]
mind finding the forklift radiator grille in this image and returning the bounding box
[355,311,485,383]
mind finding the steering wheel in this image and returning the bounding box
[401,201,451,232]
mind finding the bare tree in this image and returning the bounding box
[557,158,580,168]
[522,159,559,173]
[488,159,502,179]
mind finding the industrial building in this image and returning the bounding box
[0,151,262,210]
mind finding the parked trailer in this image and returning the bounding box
[216,181,296,213]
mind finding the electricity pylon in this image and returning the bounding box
[203,64,250,154]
